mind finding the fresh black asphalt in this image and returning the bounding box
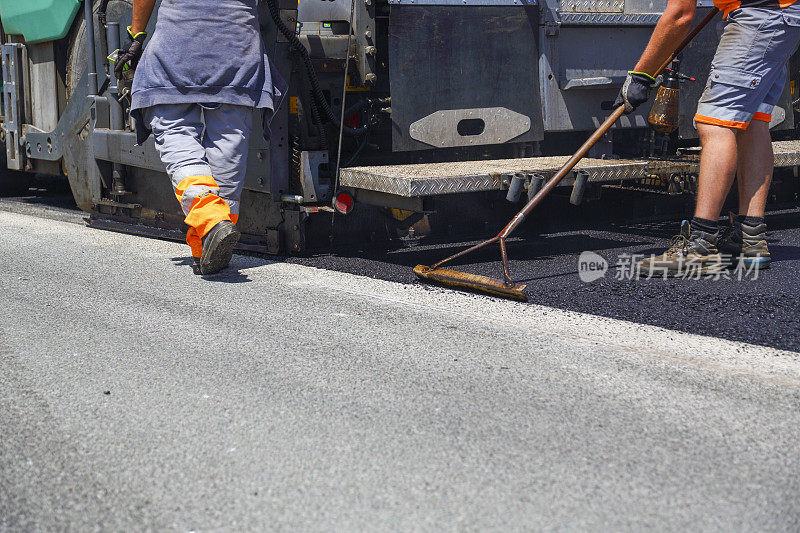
[291,207,800,353]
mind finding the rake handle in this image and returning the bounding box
[423,7,719,280]
[498,7,719,240]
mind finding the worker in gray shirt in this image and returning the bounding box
[114,0,285,275]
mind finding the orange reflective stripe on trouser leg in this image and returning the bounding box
[186,227,203,258]
[174,174,233,255]
[185,193,232,237]
[187,212,238,258]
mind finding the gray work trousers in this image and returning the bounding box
[143,103,253,220]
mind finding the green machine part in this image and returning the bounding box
[0,0,82,43]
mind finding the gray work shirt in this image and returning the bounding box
[130,0,286,140]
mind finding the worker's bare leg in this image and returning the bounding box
[693,122,738,221]
[735,119,773,218]
[636,122,738,276]
[722,118,773,267]
[692,119,773,269]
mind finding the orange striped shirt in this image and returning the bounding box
[714,0,799,17]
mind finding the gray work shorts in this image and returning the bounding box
[695,4,800,129]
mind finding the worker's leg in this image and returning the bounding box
[736,118,774,217]
[715,77,781,268]
[693,123,739,221]
[635,123,736,276]
[690,12,759,227]
[712,117,775,268]
[143,103,233,258]
[734,61,787,219]
[200,104,254,227]
[692,117,772,229]
[718,12,800,268]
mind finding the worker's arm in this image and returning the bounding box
[633,0,697,76]
[614,0,697,113]
[130,0,157,36]
[113,0,156,78]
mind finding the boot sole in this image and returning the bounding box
[720,242,770,270]
[736,256,771,270]
[720,251,771,270]
[200,227,240,275]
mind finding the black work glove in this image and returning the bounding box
[112,26,147,80]
[613,71,657,114]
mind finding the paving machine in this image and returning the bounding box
[1,0,800,254]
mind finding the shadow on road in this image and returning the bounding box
[170,256,253,283]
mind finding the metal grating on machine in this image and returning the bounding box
[340,140,800,198]
[559,0,624,13]
[341,156,687,197]
[772,140,800,168]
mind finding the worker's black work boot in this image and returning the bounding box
[192,257,202,275]
[636,220,724,277]
[718,213,771,270]
[200,220,240,275]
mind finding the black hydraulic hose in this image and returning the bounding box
[306,89,328,150]
[264,0,369,137]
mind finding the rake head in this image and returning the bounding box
[413,265,528,301]
[413,235,527,301]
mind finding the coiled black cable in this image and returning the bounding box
[289,115,302,189]
[306,87,328,150]
[265,0,369,137]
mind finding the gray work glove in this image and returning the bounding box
[112,26,147,80]
[613,71,657,114]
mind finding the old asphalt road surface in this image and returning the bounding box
[2,200,800,529]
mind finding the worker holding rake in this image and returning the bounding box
[620,0,800,275]
[414,1,794,299]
